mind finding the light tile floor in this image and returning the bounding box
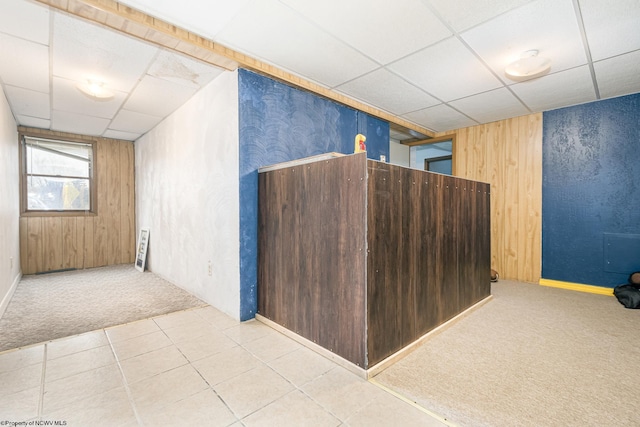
[0,305,448,426]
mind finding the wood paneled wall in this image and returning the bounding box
[19,128,135,274]
[441,113,542,283]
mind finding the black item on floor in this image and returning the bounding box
[614,284,640,309]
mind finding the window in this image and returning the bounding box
[22,136,94,213]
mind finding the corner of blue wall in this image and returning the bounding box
[237,69,389,320]
[542,92,640,287]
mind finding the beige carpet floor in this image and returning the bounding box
[0,265,205,352]
[375,280,640,427]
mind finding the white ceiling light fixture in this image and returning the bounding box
[505,50,551,80]
[76,80,115,101]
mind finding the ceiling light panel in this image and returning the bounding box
[52,77,126,118]
[335,68,440,116]
[0,0,49,44]
[215,0,378,88]
[389,36,502,102]
[281,0,451,65]
[579,0,640,61]
[462,0,586,83]
[426,0,531,32]
[403,103,478,133]
[449,87,530,124]
[52,12,158,93]
[510,66,596,112]
[0,34,49,93]
[593,50,640,100]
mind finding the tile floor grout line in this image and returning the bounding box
[368,378,458,427]
[105,328,145,426]
[37,344,47,421]
[159,317,242,425]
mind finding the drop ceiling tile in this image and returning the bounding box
[124,75,197,118]
[281,0,451,64]
[147,50,224,89]
[449,87,530,124]
[426,0,531,32]
[594,51,640,100]
[103,129,142,141]
[52,77,127,119]
[461,0,587,84]
[215,0,378,88]
[51,110,110,136]
[16,115,50,129]
[110,110,162,135]
[52,12,158,92]
[335,68,440,116]
[3,85,49,119]
[117,0,252,39]
[580,0,640,61]
[510,66,596,112]
[0,0,49,44]
[388,37,503,102]
[0,34,49,93]
[403,104,478,133]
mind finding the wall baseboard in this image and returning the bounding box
[539,278,613,296]
[0,272,22,319]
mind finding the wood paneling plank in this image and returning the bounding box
[61,217,77,269]
[19,218,28,274]
[42,217,63,272]
[27,217,43,274]
[119,141,135,263]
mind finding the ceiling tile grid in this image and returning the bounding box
[215,0,380,88]
[449,87,530,124]
[593,50,640,100]
[335,68,440,116]
[388,36,504,102]
[510,65,597,112]
[0,34,49,93]
[579,0,640,61]
[1,0,640,139]
[280,0,452,65]
[0,0,50,45]
[404,103,479,133]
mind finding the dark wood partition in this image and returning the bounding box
[258,153,368,366]
[258,153,490,370]
[366,161,490,366]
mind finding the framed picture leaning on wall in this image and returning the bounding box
[135,228,150,272]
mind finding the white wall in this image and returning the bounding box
[389,138,410,167]
[0,86,21,317]
[135,70,240,319]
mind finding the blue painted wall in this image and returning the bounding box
[542,93,640,287]
[238,69,389,320]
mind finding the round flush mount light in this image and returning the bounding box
[505,50,551,80]
[77,80,115,101]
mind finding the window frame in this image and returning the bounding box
[19,132,97,217]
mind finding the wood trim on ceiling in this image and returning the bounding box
[35,0,436,139]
